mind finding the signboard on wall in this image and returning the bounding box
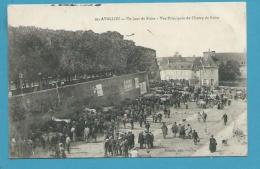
[96,84,104,96]
[140,82,147,94]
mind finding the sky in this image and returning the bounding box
[8,2,246,57]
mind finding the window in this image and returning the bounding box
[211,79,214,85]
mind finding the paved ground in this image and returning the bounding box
[32,98,247,158]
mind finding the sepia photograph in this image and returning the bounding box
[8,2,247,158]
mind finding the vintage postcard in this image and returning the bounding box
[8,2,247,158]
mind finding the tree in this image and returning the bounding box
[219,60,241,81]
[9,26,159,87]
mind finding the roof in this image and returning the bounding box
[160,62,194,70]
[158,56,196,70]
[158,55,217,71]
[193,55,218,68]
[158,51,245,71]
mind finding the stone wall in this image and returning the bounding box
[9,72,149,137]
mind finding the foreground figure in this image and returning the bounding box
[209,135,217,153]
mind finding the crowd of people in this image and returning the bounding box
[10,79,247,158]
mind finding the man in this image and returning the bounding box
[167,109,170,118]
[146,132,154,149]
[228,99,232,106]
[128,131,135,149]
[158,113,162,123]
[104,138,110,156]
[122,138,129,157]
[178,124,182,138]
[130,118,134,130]
[171,122,178,137]
[83,126,90,142]
[65,135,71,154]
[164,107,168,118]
[209,135,217,153]
[222,113,228,126]
[180,124,186,139]
[92,126,98,142]
[202,111,207,123]
[139,114,143,127]
[138,131,144,149]
[123,113,127,129]
[197,112,201,122]
[192,130,199,145]
[145,122,150,131]
[152,113,156,123]
[161,122,168,139]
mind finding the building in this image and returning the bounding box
[158,54,196,81]
[193,51,219,86]
[158,52,219,87]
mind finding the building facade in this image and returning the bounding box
[158,52,219,87]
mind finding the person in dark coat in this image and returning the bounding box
[167,109,170,118]
[164,108,168,118]
[209,135,217,153]
[192,130,199,145]
[138,114,143,127]
[128,131,135,149]
[202,111,207,123]
[222,113,228,126]
[228,99,232,106]
[122,139,129,157]
[158,113,162,123]
[146,132,154,149]
[130,118,134,130]
[123,118,127,129]
[104,138,110,156]
[150,132,154,148]
[180,125,186,139]
[171,122,178,137]
[145,122,150,131]
[138,132,144,149]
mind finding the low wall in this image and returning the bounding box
[9,72,149,137]
[219,79,247,87]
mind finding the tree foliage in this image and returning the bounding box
[9,26,158,86]
[219,60,241,81]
